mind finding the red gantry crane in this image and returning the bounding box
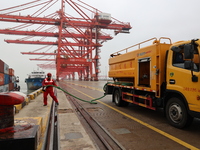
[0,0,131,81]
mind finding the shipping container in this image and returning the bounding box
[9,76,12,83]
[0,60,20,92]
[0,85,3,92]
[4,74,9,85]
[4,63,9,74]
[10,75,15,83]
[0,60,4,73]
[9,68,14,76]
[9,82,14,91]
[10,76,16,83]
[10,76,14,83]
[4,84,9,92]
[0,84,9,92]
[0,73,4,86]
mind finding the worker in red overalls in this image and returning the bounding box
[42,73,59,106]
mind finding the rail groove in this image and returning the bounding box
[66,94,125,150]
[42,89,59,150]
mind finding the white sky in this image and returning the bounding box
[0,0,200,81]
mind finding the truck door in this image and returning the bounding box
[138,57,150,87]
[167,46,200,90]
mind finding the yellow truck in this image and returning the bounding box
[105,37,200,128]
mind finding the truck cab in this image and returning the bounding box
[165,39,200,128]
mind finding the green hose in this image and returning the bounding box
[44,82,133,104]
[44,85,107,104]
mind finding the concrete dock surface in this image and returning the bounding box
[15,89,97,150]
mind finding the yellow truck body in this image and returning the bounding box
[105,37,200,128]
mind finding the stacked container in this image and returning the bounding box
[0,59,19,92]
[9,68,14,91]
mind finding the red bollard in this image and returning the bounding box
[0,92,25,129]
[0,92,40,150]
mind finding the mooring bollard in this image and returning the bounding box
[0,91,41,150]
[0,92,25,129]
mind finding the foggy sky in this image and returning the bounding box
[0,0,200,82]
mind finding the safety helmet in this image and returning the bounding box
[47,73,52,77]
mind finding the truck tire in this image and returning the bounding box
[166,97,193,128]
[113,89,129,107]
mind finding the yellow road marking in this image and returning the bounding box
[65,81,104,92]
[67,84,95,99]
[99,101,199,150]
[66,82,200,150]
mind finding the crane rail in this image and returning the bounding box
[42,89,59,150]
[66,94,125,150]
[41,87,124,150]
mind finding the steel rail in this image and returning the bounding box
[66,94,125,150]
[42,89,59,150]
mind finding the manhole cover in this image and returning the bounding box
[112,128,131,135]
[58,109,73,113]
[65,132,83,140]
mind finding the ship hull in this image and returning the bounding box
[25,78,44,90]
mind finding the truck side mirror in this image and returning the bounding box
[184,44,194,59]
[171,46,182,53]
[184,61,198,82]
[184,60,194,69]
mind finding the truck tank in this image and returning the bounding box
[108,37,172,90]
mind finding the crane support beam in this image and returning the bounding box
[21,52,56,55]
[31,58,91,65]
[5,40,100,47]
[5,40,57,45]
[59,58,91,64]
[0,14,57,25]
[0,29,113,40]
[30,59,55,61]
[60,68,85,72]
[37,64,56,69]
[0,14,131,31]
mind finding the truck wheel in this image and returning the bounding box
[166,97,193,128]
[113,89,129,107]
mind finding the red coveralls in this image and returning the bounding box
[42,78,58,105]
